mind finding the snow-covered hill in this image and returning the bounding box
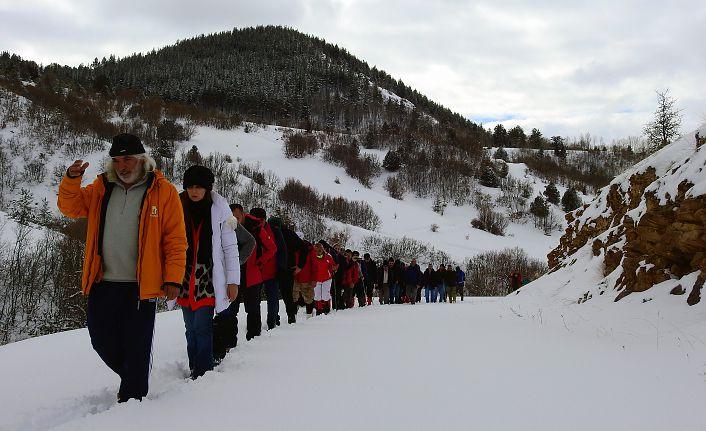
[3,123,563,262]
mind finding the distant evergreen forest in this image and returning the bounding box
[39,26,483,138]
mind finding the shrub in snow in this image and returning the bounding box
[283,132,318,158]
[471,201,508,236]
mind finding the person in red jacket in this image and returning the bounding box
[293,241,316,318]
[250,207,283,330]
[237,210,276,340]
[341,249,360,309]
[311,241,338,315]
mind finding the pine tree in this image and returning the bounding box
[432,195,447,215]
[382,150,402,172]
[529,195,549,218]
[544,182,560,204]
[551,136,567,159]
[561,187,582,212]
[528,128,544,149]
[479,167,499,188]
[11,188,37,225]
[493,146,509,162]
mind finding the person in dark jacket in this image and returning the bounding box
[444,264,457,303]
[456,266,466,301]
[268,217,307,324]
[421,263,435,303]
[435,264,446,302]
[404,258,422,304]
[390,259,405,304]
[362,253,378,306]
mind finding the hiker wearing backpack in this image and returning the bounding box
[230,205,277,341]
[250,208,285,331]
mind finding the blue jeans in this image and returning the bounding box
[425,285,433,303]
[264,279,280,328]
[182,305,215,378]
[437,284,446,302]
[390,283,400,304]
[430,286,438,302]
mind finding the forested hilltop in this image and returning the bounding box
[45,26,484,137]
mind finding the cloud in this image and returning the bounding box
[1,0,704,142]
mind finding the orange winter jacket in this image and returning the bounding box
[57,170,187,299]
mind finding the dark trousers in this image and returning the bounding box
[264,278,280,328]
[182,305,214,378]
[87,281,156,400]
[242,283,262,339]
[365,282,374,304]
[341,286,353,309]
[354,281,366,306]
[218,283,262,346]
[279,272,297,322]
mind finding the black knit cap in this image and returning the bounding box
[109,133,145,157]
[250,207,267,220]
[183,165,215,191]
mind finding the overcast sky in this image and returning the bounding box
[1,0,704,143]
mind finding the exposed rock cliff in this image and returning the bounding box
[548,126,706,304]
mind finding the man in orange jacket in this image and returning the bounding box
[57,133,187,403]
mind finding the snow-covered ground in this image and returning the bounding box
[2,293,705,431]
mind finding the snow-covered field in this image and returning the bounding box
[2,291,705,431]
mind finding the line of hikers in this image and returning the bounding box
[56,133,471,403]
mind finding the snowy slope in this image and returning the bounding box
[1,119,562,263]
[185,124,563,261]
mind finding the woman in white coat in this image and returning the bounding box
[176,165,239,379]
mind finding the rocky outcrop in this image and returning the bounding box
[547,134,706,304]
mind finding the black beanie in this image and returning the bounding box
[250,207,267,220]
[109,133,145,157]
[183,165,215,191]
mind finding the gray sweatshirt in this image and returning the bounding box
[101,180,147,282]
